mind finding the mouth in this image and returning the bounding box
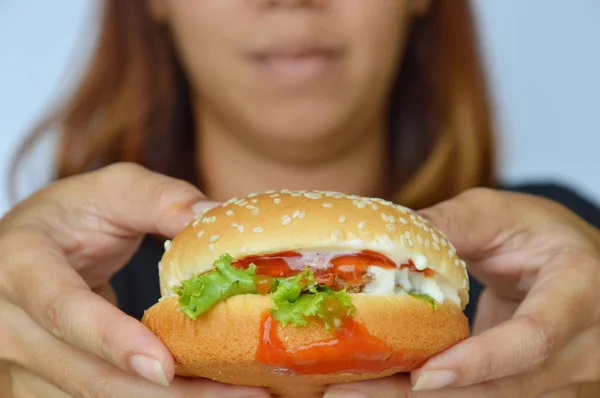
[248,42,343,80]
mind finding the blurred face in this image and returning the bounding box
[152,0,428,160]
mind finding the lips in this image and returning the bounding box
[248,41,343,80]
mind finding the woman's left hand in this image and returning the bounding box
[325,188,600,398]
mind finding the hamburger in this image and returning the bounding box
[141,190,470,397]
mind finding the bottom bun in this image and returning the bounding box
[142,294,470,398]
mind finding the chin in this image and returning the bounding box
[142,190,470,398]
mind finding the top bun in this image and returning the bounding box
[159,190,469,308]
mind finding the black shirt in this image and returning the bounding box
[111,183,600,326]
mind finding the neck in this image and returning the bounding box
[194,111,389,202]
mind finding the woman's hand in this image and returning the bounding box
[0,163,270,398]
[325,188,600,398]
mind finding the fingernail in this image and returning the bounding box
[412,370,456,391]
[192,201,221,214]
[323,390,370,398]
[130,355,169,387]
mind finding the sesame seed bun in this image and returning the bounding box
[142,190,471,398]
[158,190,469,307]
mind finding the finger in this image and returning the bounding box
[411,252,597,389]
[11,298,270,398]
[416,188,535,261]
[323,374,412,398]
[59,162,220,239]
[0,234,175,386]
[324,371,545,398]
[540,386,582,398]
[8,363,73,398]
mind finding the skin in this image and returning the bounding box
[150,0,428,200]
[1,1,599,397]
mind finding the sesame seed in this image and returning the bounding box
[209,235,220,243]
[358,221,366,230]
[454,259,460,266]
[251,198,259,204]
[448,249,456,258]
[246,204,256,210]
[400,217,409,224]
[371,204,379,210]
[231,222,239,228]
[460,260,467,269]
[252,227,264,233]
[441,238,448,247]
[291,193,302,197]
[404,231,412,239]
[208,244,215,253]
[280,189,291,194]
[304,192,321,199]
[338,215,347,223]
[273,198,282,204]
[391,203,405,210]
[424,239,431,248]
[265,190,276,194]
[388,215,396,223]
[386,223,396,231]
[237,225,245,233]
[417,234,424,244]
[408,238,415,247]
[323,203,333,208]
[192,219,200,227]
[224,197,238,205]
[281,215,292,226]
[356,201,366,209]
[164,240,171,250]
[251,208,260,215]
[225,210,234,216]
[202,216,217,224]
[381,213,390,222]
[197,230,204,238]
[292,210,301,219]
[270,193,280,198]
[247,192,258,198]
[410,214,417,221]
[433,242,441,251]
[432,233,440,243]
[298,210,306,219]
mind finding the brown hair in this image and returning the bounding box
[12,0,496,209]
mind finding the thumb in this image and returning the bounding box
[416,188,525,261]
[49,162,221,240]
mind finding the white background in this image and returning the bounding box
[1,0,599,215]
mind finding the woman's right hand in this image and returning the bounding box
[0,163,271,398]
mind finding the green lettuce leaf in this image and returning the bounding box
[174,253,356,329]
[409,293,439,310]
[270,268,356,330]
[174,253,258,320]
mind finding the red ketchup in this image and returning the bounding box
[256,313,427,374]
[233,250,435,374]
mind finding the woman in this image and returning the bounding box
[1,1,599,397]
